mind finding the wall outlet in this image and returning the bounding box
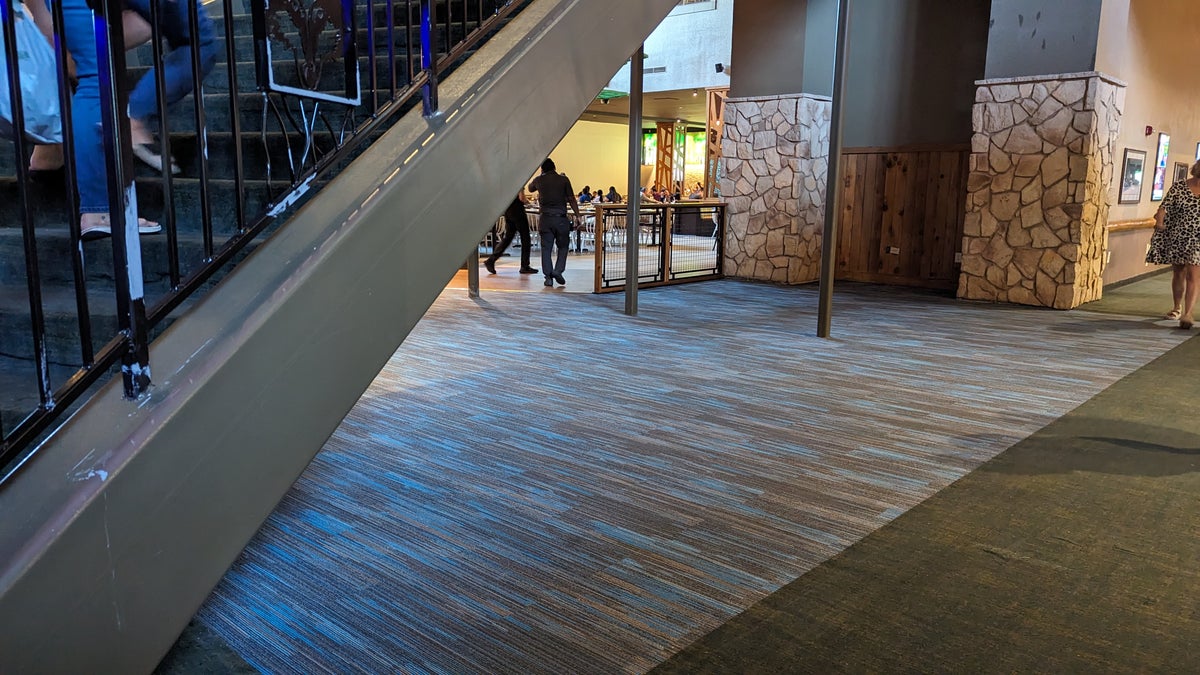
[887,246,900,255]
[954,252,963,263]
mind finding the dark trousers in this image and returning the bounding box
[539,214,571,279]
[487,211,533,268]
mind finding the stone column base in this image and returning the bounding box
[959,72,1125,309]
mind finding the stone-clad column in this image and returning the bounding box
[958,72,1125,308]
[719,94,831,284]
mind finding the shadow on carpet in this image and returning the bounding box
[654,332,1200,674]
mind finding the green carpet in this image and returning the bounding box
[1079,269,1172,317]
[654,328,1200,673]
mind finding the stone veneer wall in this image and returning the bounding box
[719,94,831,284]
[959,72,1125,308]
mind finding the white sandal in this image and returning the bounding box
[81,214,162,240]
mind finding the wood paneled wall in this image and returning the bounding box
[835,146,970,289]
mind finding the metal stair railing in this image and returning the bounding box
[0,0,528,480]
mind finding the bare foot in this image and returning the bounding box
[127,117,154,146]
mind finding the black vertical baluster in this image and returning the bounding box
[457,0,464,47]
[442,0,450,62]
[665,207,672,279]
[1,2,51,406]
[366,0,378,113]
[716,205,725,271]
[50,0,93,366]
[404,0,414,83]
[386,0,396,95]
[145,0,179,289]
[97,0,152,398]
[187,0,213,259]
[222,0,246,233]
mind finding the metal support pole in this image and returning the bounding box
[625,45,644,316]
[467,248,480,298]
[817,0,851,338]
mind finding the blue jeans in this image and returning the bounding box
[57,0,216,213]
[124,0,217,122]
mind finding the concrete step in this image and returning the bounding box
[0,282,197,365]
[0,129,359,178]
[0,227,264,289]
[0,177,274,232]
[0,358,84,436]
[0,284,123,365]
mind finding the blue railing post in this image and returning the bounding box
[96,0,152,398]
[419,0,438,116]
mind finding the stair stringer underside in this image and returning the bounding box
[0,0,679,670]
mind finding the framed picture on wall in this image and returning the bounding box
[1119,148,1146,204]
[1152,133,1171,201]
[1175,162,1190,186]
[1195,142,1200,162]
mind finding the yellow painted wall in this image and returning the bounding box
[1099,0,1200,223]
[536,120,707,200]
[542,120,635,199]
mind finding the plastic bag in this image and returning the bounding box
[0,2,61,144]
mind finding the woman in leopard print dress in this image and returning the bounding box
[1146,160,1200,328]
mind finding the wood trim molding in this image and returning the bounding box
[1106,218,1155,233]
[842,143,971,155]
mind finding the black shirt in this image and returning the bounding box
[528,171,577,215]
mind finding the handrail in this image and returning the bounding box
[1106,218,1156,233]
[0,0,530,478]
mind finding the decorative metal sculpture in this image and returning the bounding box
[255,0,359,104]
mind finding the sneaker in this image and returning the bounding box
[554,273,566,286]
[544,278,554,287]
[484,258,496,274]
[519,266,539,274]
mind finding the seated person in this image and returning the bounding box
[578,185,593,203]
[688,182,704,200]
[606,186,620,203]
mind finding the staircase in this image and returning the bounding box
[0,0,513,448]
[0,0,681,670]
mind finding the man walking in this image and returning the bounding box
[527,158,581,287]
[485,189,538,275]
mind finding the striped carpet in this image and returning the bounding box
[189,279,1186,673]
